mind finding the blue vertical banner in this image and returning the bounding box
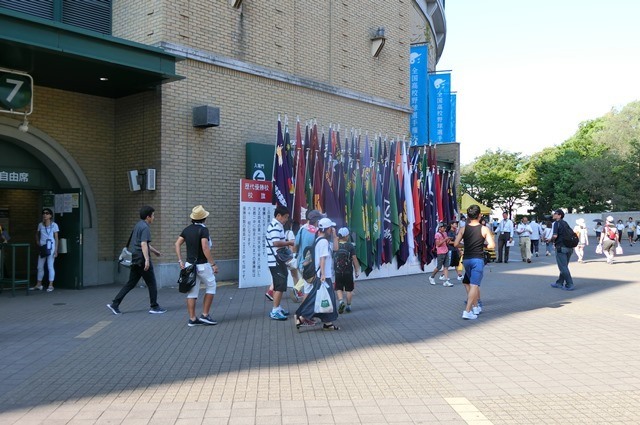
[409,45,428,146]
[428,72,451,144]
[448,93,456,142]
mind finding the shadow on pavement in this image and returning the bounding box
[0,248,636,412]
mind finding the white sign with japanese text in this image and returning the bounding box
[238,179,275,288]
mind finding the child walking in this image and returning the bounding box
[333,228,360,313]
[429,223,453,287]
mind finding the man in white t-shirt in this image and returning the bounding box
[529,219,542,257]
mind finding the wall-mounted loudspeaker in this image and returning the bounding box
[128,170,141,191]
[193,105,220,128]
[146,169,156,191]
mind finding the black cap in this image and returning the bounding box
[553,209,565,218]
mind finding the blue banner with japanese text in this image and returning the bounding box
[409,45,428,146]
[428,72,451,144]
[448,93,456,143]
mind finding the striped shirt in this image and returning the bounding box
[265,218,285,267]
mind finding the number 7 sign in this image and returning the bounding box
[0,69,33,114]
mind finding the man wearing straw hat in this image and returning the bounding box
[175,205,219,327]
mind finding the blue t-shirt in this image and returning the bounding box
[295,225,317,270]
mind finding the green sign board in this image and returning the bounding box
[0,71,33,112]
[245,142,274,181]
[0,167,41,188]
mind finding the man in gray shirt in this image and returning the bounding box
[107,206,166,315]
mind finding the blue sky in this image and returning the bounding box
[437,0,640,164]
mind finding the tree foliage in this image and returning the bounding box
[460,149,528,215]
[461,100,640,215]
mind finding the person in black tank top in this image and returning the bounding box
[461,225,485,259]
[454,205,495,320]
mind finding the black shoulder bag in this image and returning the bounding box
[177,227,201,293]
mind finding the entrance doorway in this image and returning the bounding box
[1,132,84,289]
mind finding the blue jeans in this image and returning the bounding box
[545,242,553,254]
[555,247,574,288]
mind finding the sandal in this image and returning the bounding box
[296,316,316,329]
[322,323,340,331]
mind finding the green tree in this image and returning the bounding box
[528,118,608,215]
[464,100,640,216]
[460,149,529,216]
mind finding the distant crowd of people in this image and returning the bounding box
[94,203,633,326]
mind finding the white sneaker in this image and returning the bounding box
[439,275,446,280]
[443,280,453,287]
[462,310,478,320]
[457,275,463,281]
[429,277,436,285]
[472,305,482,315]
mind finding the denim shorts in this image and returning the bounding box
[462,258,485,286]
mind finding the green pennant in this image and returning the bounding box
[351,163,368,272]
[389,162,400,256]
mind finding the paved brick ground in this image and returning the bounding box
[1,241,639,424]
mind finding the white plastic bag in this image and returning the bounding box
[615,245,623,255]
[595,244,603,255]
[314,281,334,313]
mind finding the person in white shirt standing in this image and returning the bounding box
[516,217,533,263]
[625,217,636,246]
[496,211,514,263]
[32,208,59,292]
[616,220,625,243]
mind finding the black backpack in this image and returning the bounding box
[302,237,326,279]
[561,221,579,248]
[334,243,353,275]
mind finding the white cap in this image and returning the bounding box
[318,217,337,230]
[337,227,350,237]
[575,218,585,226]
[606,215,614,223]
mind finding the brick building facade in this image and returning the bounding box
[0,0,451,288]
